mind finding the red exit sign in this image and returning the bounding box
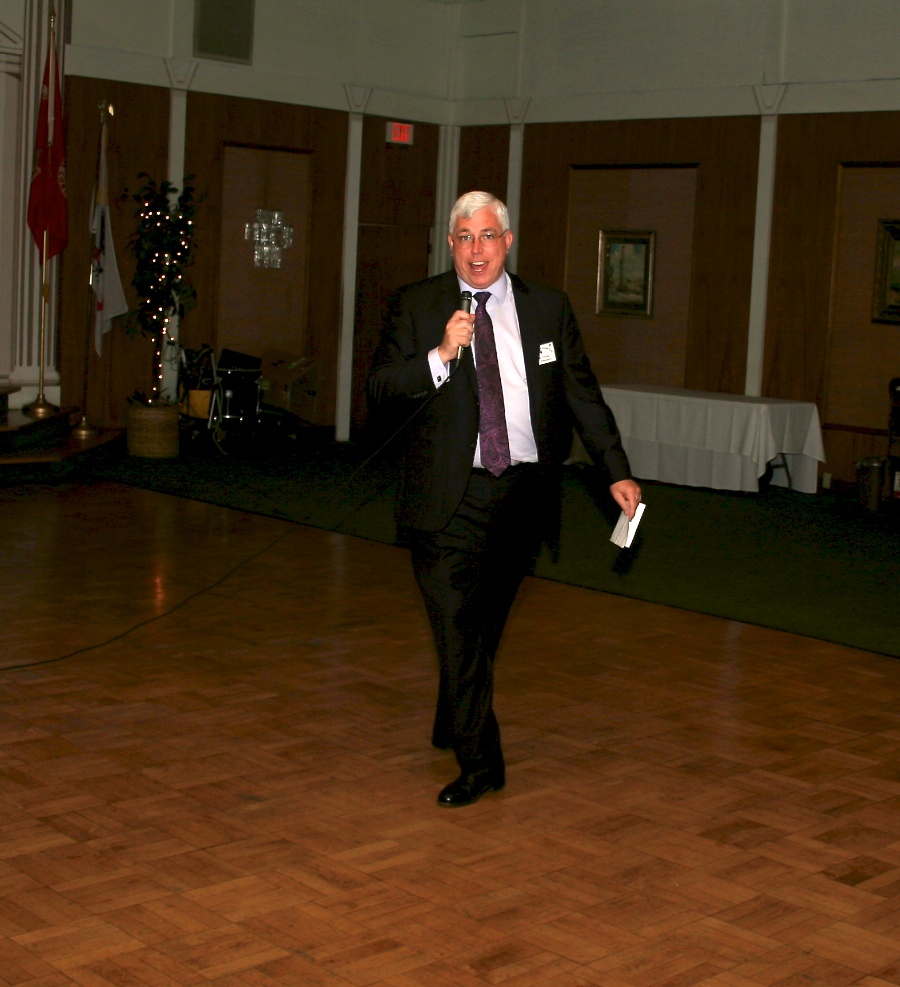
[386,121,414,145]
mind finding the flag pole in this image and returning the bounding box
[73,101,111,439]
[22,229,57,417]
[23,11,60,419]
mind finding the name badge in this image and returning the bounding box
[539,342,556,365]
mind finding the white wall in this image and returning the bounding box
[0,0,23,34]
[57,0,900,124]
[6,0,900,395]
[65,0,459,122]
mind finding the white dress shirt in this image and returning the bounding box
[429,273,538,467]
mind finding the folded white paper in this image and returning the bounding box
[610,502,646,549]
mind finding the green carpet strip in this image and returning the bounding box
[75,436,900,660]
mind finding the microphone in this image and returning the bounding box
[458,291,473,362]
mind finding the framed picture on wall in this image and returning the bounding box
[872,219,900,324]
[596,230,656,317]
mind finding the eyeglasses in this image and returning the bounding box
[451,231,507,246]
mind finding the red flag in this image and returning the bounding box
[27,21,68,262]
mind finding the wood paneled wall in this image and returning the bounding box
[566,167,697,388]
[764,113,894,405]
[517,117,760,395]
[766,112,900,481]
[358,115,439,229]
[827,167,900,431]
[183,92,347,426]
[56,87,898,475]
[60,77,170,427]
[458,126,510,206]
[351,116,439,428]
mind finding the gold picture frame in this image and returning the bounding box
[872,219,900,324]
[596,229,655,317]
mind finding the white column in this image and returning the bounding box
[504,98,529,272]
[9,0,68,409]
[745,0,786,396]
[160,57,197,403]
[745,84,785,396]
[0,26,23,388]
[335,85,370,442]
[429,124,460,278]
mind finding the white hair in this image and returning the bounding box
[448,191,510,234]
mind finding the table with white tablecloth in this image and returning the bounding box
[592,384,826,494]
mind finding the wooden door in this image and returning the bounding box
[216,145,311,361]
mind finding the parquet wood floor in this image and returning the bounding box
[2,479,900,986]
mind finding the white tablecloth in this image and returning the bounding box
[595,384,826,494]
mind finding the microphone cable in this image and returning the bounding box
[301,291,476,531]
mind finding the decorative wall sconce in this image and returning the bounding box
[245,209,293,268]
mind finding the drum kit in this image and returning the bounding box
[179,346,269,453]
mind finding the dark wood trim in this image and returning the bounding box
[822,422,888,437]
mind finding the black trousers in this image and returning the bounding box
[407,465,547,774]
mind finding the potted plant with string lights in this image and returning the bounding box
[122,173,199,457]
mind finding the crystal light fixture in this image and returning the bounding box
[245,209,293,268]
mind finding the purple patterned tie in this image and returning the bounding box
[474,291,511,476]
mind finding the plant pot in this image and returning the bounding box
[126,402,180,458]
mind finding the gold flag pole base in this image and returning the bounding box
[22,395,59,418]
[71,414,96,439]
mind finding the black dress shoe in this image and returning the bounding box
[436,768,505,808]
[431,737,454,751]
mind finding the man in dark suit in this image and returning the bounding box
[367,191,641,807]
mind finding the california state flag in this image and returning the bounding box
[91,117,128,356]
[27,19,68,262]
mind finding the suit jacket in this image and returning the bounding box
[367,269,632,532]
